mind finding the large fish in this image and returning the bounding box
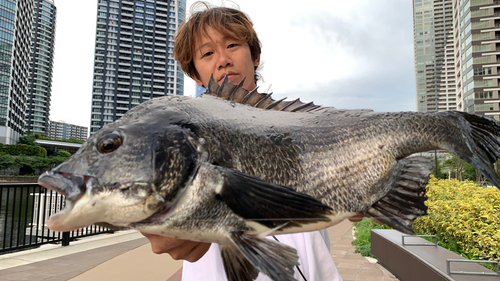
[38,76,500,281]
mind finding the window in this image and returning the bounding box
[474,91,493,99]
[473,67,492,76]
[474,103,494,111]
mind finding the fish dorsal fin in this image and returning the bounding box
[203,74,325,112]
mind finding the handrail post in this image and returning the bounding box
[62,232,70,246]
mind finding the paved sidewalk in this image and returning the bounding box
[0,220,398,281]
[328,220,399,281]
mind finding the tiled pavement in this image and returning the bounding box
[327,221,399,281]
[0,220,399,281]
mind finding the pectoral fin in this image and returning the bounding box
[365,156,433,234]
[214,166,333,229]
[221,232,298,281]
[220,242,259,281]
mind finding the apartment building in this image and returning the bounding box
[0,0,34,144]
[25,0,56,135]
[455,0,500,121]
[413,0,457,113]
[47,120,88,141]
[89,0,186,135]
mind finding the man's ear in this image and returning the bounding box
[254,53,261,67]
[191,72,205,87]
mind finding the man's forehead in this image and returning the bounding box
[195,26,241,48]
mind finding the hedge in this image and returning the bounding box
[1,144,47,157]
[413,177,500,262]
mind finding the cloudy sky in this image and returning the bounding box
[50,0,416,128]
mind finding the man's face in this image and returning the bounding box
[192,26,260,91]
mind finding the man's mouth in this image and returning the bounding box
[218,72,238,83]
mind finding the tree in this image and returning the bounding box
[57,150,71,158]
[0,153,15,170]
[441,153,475,181]
[17,134,38,146]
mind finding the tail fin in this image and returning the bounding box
[445,111,500,188]
[365,156,432,234]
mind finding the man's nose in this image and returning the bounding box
[217,52,232,69]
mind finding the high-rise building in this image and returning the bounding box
[413,0,457,113]
[454,0,500,122]
[414,0,500,122]
[0,0,34,144]
[89,0,186,135]
[47,120,88,141]
[25,0,56,136]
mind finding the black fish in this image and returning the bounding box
[39,75,500,281]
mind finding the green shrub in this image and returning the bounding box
[57,150,71,158]
[413,177,500,263]
[3,144,47,157]
[352,217,392,257]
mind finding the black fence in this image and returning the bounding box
[0,183,113,254]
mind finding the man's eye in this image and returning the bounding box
[228,43,238,48]
[202,51,212,58]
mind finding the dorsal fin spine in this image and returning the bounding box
[216,74,230,97]
[229,77,246,101]
[306,105,322,112]
[203,74,325,112]
[241,87,259,105]
[265,97,287,110]
[254,92,273,108]
[291,101,314,112]
[207,74,216,89]
[279,98,300,111]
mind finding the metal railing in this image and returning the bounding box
[0,183,113,254]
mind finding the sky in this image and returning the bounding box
[49,0,416,128]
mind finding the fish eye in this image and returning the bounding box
[97,133,123,154]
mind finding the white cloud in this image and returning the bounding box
[50,0,416,129]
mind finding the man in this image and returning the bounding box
[142,3,344,280]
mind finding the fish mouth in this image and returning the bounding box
[38,171,171,232]
[38,171,100,231]
[38,171,94,201]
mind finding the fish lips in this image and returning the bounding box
[38,171,95,202]
[38,171,99,232]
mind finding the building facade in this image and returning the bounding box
[413,0,457,113]
[455,0,500,122]
[47,120,88,141]
[25,0,56,135]
[89,0,186,135]
[414,0,500,122]
[0,0,34,144]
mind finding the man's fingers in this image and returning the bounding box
[183,242,212,262]
[141,232,185,254]
[168,240,196,260]
[140,232,211,262]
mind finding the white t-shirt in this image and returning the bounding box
[182,230,343,281]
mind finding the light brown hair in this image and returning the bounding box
[174,2,262,83]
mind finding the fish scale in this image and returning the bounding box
[37,75,500,281]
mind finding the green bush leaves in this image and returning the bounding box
[413,177,500,262]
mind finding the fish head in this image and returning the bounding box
[38,98,199,232]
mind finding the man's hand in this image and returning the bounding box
[141,232,211,262]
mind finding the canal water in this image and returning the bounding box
[0,185,61,251]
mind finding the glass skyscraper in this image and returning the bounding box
[0,0,33,144]
[414,0,500,122]
[89,0,186,135]
[26,0,56,135]
[455,0,500,122]
[413,0,457,113]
